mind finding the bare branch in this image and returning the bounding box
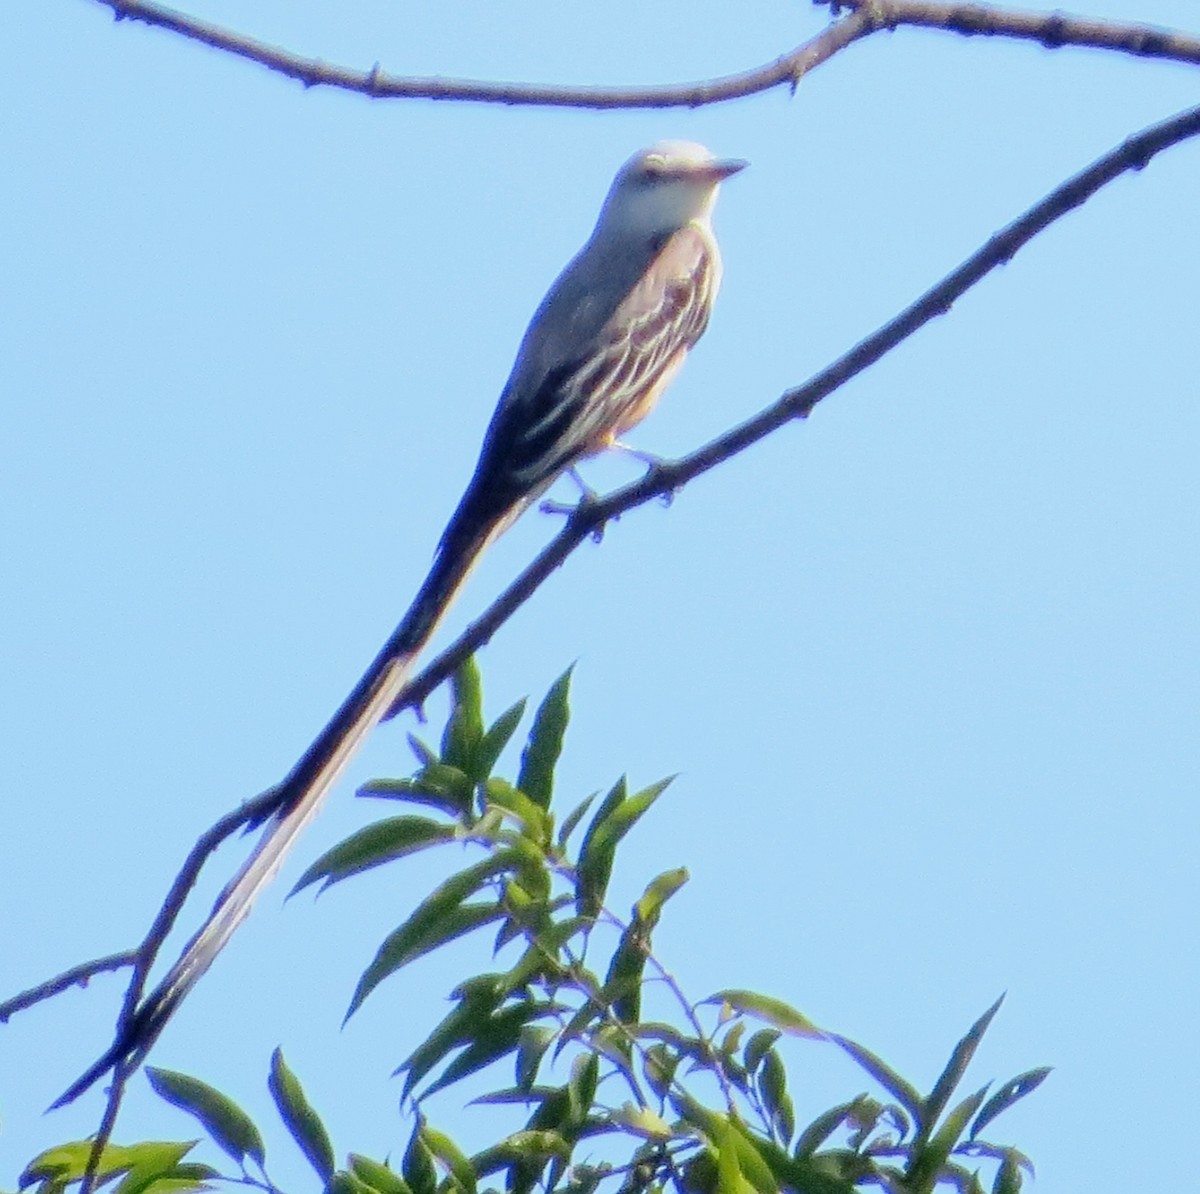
[87,0,1199,108]
[824,0,1200,65]
[0,952,137,1022]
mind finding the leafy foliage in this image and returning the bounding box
[19,661,1046,1194]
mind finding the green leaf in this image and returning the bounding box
[406,735,437,768]
[992,1152,1023,1194]
[116,1143,202,1194]
[758,1050,794,1143]
[402,1121,437,1194]
[970,1068,1051,1141]
[905,1085,990,1194]
[25,1143,182,1184]
[328,1171,383,1194]
[268,1048,334,1183]
[793,1098,861,1158]
[477,699,527,778]
[604,926,647,1024]
[515,1026,556,1092]
[291,817,456,895]
[576,777,672,918]
[469,1131,570,1179]
[484,779,551,847]
[556,792,597,849]
[349,1155,412,1194]
[399,982,504,1096]
[566,1053,599,1127]
[743,1030,781,1075]
[641,1043,680,1099]
[610,1104,675,1141]
[347,852,521,1016]
[442,657,484,775]
[706,990,820,1037]
[22,1142,212,1194]
[420,1002,551,1100]
[146,1068,265,1167]
[357,765,473,816]
[633,868,688,928]
[919,996,1004,1145]
[420,1125,477,1194]
[830,1033,923,1125]
[518,667,573,808]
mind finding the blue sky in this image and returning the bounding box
[3,1,1199,1189]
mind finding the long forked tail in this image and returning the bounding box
[53,511,504,1109]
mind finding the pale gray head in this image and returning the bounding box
[595,140,747,240]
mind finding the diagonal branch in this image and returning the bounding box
[85,0,1199,107]
[0,952,138,1022]
[391,98,1200,713]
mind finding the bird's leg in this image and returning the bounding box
[539,467,599,517]
[607,439,664,471]
[538,468,610,541]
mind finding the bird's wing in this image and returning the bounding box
[490,222,719,496]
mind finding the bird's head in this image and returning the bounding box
[597,140,746,240]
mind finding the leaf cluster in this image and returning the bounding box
[18,662,1047,1194]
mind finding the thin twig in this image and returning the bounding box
[0,952,137,1022]
[824,0,1200,65]
[85,0,1200,107]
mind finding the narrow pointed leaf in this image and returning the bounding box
[642,1043,680,1099]
[567,1053,599,1124]
[349,1155,412,1194]
[420,1003,547,1100]
[992,1152,1023,1194]
[707,990,820,1037]
[906,1085,990,1194]
[604,922,650,1024]
[743,1030,781,1075]
[557,792,597,849]
[758,1050,793,1143]
[516,1026,555,1092]
[518,667,573,809]
[358,767,472,815]
[793,1099,860,1158]
[420,1125,477,1194]
[830,1033,923,1124]
[970,1068,1051,1140]
[399,984,504,1096]
[403,1122,437,1194]
[611,1104,675,1141]
[442,657,484,774]
[478,699,527,778]
[291,817,455,895]
[328,1172,380,1194]
[484,779,550,846]
[921,996,1004,1144]
[634,868,688,927]
[576,777,671,918]
[407,735,437,767]
[347,853,521,1016]
[146,1068,265,1167]
[267,1050,334,1183]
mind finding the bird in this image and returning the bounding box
[54,140,744,1107]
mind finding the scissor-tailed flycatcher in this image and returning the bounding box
[55,141,743,1107]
